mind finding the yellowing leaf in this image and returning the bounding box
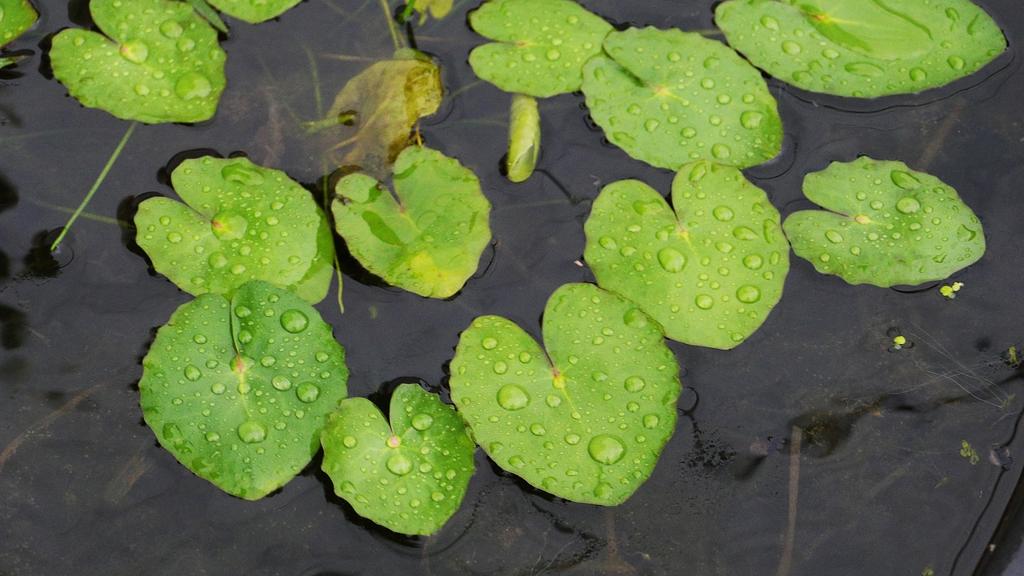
[324,53,443,179]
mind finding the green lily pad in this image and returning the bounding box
[783,157,986,287]
[584,162,790,350]
[468,0,612,98]
[332,145,492,299]
[321,51,443,180]
[582,27,783,171]
[716,0,1007,98]
[206,0,300,23]
[50,0,226,123]
[450,283,681,505]
[135,155,335,303]
[139,280,349,500]
[1,0,37,47]
[321,383,475,535]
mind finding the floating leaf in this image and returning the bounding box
[582,27,783,171]
[139,280,349,500]
[206,0,299,23]
[407,0,453,22]
[584,162,790,349]
[506,94,540,183]
[332,146,492,299]
[50,0,226,123]
[716,0,1007,98]
[323,52,442,179]
[321,383,475,535]
[450,283,681,505]
[135,155,335,302]
[469,0,612,98]
[1,0,37,48]
[783,157,986,287]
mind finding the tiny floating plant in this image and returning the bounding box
[716,0,1008,98]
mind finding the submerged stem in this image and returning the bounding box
[377,0,404,51]
[50,121,138,252]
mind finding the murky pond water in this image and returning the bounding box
[2,0,1024,574]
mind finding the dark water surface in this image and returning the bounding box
[2,1,1024,574]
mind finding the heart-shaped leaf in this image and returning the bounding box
[716,0,1007,98]
[783,157,986,287]
[450,283,681,505]
[321,51,443,179]
[206,0,300,23]
[321,383,475,535]
[135,155,335,303]
[139,280,349,500]
[332,145,492,299]
[468,0,612,98]
[50,0,226,123]
[582,27,783,171]
[584,162,790,350]
[1,0,37,47]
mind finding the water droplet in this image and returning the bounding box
[296,383,320,403]
[896,197,921,214]
[205,431,220,442]
[493,361,508,374]
[481,337,498,350]
[160,20,184,38]
[643,118,660,133]
[732,226,757,241]
[711,143,731,159]
[342,435,357,448]
[546,48,561,61]
[712,206,735,222]
[386,453,413,476]
[910,67,927,81]
[743,254,763,270]
[624,376,646,392]
[237,420,267,444]
[280,309,309,333]
[825,230,844,243]
[760,15,779,30]
[234,305,252,318]
[411,413,434,431]
[588,435,625,465]
[210,382,226,395]
[891,170,921,190]
[781,41,801,55]
[695,294,714,310]
[272,375,292,391]
[947,56,965,70]
[530,423,547,436]
[842,61,883,77]
[736,285,761,304]
[174,72,213,101]
[497,384,530,411]
[657,248,686,273]
[822,48,840,59]
[518,351,532,363]
[119,40,149,63]
[740,110,763,129]
[715,241,734,254]
[957,225,977,241]
[184,365,202,381]
[643,414,660,429]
